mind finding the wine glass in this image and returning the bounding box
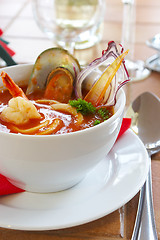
[121,0,151,81]
[32,0,105,55]
[146,33,160,72]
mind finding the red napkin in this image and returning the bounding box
[0,39,15,57]
[0,28,15,57]
[0,174,25,195]
[0,118,131,196]
[117,118,131,139]
[0,29,3,36]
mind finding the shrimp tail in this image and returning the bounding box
[0,71,28,100]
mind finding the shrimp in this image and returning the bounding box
[0,71,41,125]
[1,71,28,100]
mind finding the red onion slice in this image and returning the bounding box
[75,41,130,106]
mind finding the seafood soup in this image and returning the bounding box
[0,42,129,136]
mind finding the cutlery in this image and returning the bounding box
[146,33,160,72]
[126,92,160,240]
[146,33,160,52]
[145,54,160,72]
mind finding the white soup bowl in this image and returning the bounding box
[0,64,126,193]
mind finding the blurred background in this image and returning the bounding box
[0,0,159,64]
[0,1,160,239]
[0,0,160,105]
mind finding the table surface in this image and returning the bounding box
[0,0,160,239]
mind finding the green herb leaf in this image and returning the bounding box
[69,98,96,115]
[93,119,101,126]
[97,107,109,120]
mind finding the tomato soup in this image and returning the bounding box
[0,85,114,135]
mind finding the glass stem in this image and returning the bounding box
[121,0,136,62]
[63,41,75,55]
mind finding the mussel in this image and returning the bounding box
[26,48,81,103]
[44,67,74,103]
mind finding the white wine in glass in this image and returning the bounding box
[32,0,105,54]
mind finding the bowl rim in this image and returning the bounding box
[0,64,126,139]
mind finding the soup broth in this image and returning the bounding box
[0,85,114,135]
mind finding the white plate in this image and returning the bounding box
[0,130,149,231]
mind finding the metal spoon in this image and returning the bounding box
[126,92,160,240]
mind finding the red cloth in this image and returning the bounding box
[0,28,15,56]
[117,118,131,139]
[0,39,15,57]
[0,118,131,196]
[0,29,3,36]
[0,174,25,195]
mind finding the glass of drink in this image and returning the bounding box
[121,0,151,81]
[32,0,105,53]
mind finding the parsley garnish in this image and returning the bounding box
[97,107,109,120]
[69,99,111,126]
[69,99,96,115]
[93,119,101,126]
